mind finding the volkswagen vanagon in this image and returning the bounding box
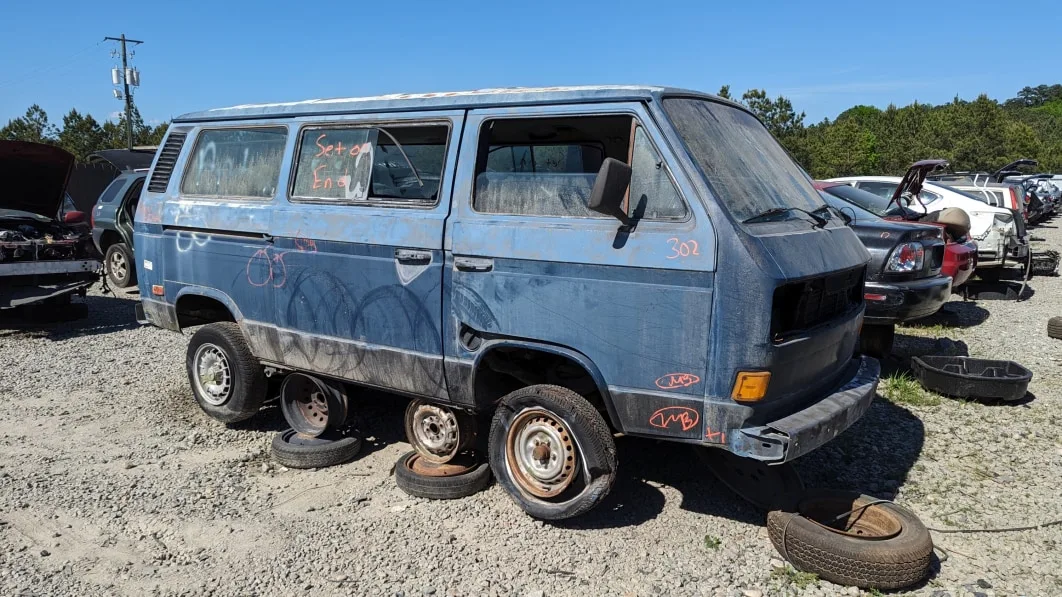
[134,86,879,519]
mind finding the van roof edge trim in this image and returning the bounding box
[173,86,723,123]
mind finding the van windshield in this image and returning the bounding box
[662,98,824,223]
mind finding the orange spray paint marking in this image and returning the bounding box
[654,373,701,390]
[648,407,700,432]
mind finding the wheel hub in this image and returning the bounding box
[109,251,127,279]
[506,409,577,498]
[407,401,464,464]
[295,389,330,432]
[193,344,232,406]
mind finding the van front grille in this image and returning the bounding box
[147,131,187,194]
[771,266,864,339]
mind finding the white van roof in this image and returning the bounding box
[174,85,724,123]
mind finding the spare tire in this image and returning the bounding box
[1049,316,1062,340]
[394,451,491,500]
[271,428,362,469]
[767,490,933,590]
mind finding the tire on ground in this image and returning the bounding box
[105,242,136,288]
[767,490,933,590]
[394,451,492,500]
[185,322,266,423]
[271,428,362,469]
[1049,316,1062,340]
[488,384,617,520]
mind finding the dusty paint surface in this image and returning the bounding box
[135,94,875,462]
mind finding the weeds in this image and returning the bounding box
[703,534,721,550]
[770,565,819,589]
[879,373,942,407]
[898,321,955,338]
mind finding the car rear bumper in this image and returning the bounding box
[862,276,952,324]
[726,356,879,463]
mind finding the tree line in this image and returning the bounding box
[721,84,1062,177]
[3,84,1061,176]
[0,103,167,161]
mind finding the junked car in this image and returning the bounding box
[0,141,100,314]
[814,183,954,356]
[815,175,976,288]
[829,161,1021,277]
[134,86,880,520]
[92,170,147,288]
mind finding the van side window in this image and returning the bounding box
[629,126,687,219]
[291,124,448,204]
[180,127,287,198]
[474,115,687,219]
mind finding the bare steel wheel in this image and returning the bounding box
[404,400,475,464]
[193,343,232,406]
[489,385,617,520]
[279,374,349,437]
[506,408,577,498]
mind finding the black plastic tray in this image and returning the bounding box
[910,356,1032,402]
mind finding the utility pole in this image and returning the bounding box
[105,34,143,150]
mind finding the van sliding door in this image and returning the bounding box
[262,111,465,400]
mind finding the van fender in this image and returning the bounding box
[471,339,623,432]
[173,285,245,325]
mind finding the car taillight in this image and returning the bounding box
[886,242,925,272]
[1009,188,1021,211]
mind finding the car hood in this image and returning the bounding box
[0,141,75,219]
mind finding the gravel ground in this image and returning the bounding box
[1,221,1060,597]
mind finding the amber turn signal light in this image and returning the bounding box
[151,285,165,296]
[731,371,770,402]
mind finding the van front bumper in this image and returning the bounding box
[727,356,879,463]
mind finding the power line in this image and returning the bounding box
[0,40,106,90]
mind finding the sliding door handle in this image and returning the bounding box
[454,257,493,272]
[395,249,432,263]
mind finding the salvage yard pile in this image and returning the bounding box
[0,239,1061,596]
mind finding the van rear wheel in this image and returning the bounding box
[186,322,266,423]
[488,385,616,520]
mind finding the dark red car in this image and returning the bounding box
[815,180,975,289]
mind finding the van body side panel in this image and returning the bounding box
[261,111,465,400]
[445,103,717,435]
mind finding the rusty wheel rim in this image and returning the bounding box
[406,400,463,464]
[506,408,577,499]
[408,452,477,477]
[294,389,329,435]
[801,497,903,540]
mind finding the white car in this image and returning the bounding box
[826,175,1019,269]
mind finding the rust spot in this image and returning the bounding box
[648,406,699,432]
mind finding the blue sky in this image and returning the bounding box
[1,0,1057,128]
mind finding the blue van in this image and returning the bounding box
[134,86,878,519]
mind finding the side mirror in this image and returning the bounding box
[588,158,632,225]
[838,207,854,225]
[63,210,85,224]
